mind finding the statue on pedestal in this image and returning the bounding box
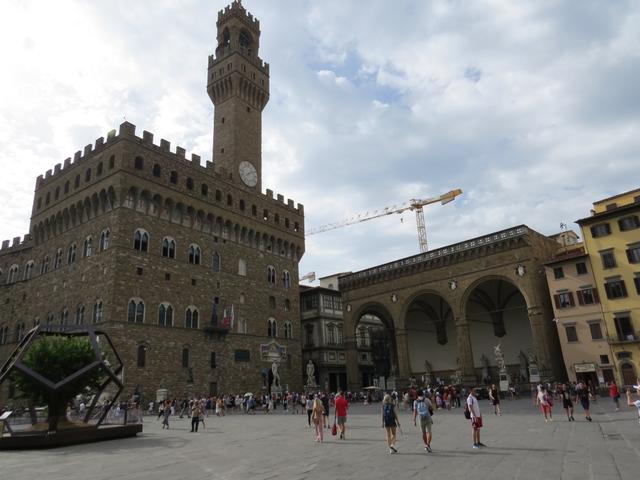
[423,359,433,386]
[480,354,490,383]
[271,360,281,388]
[305,360,316,387]
[493,343,506,373]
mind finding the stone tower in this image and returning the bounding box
[207,0,269,192]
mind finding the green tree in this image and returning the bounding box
[11,335,105,429]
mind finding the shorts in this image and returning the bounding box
[337,416,347,425]
[419,415,433,434]
[580,400,590,410]
[471,416,483,429]
[383,419,397,428]
[492,399,500,406]
[562,399,573,409]
[540,404,551,415]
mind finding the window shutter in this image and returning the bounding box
[627,249,633,263]
[568,292,575,306]
[592,288,600,303]
[576,290,584,306]
[553,294,561,309]
[604,283,612,299]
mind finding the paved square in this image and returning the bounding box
[3,398,640,480]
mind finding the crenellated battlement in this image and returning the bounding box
[35,121,303,216]
[217,0,260,30]
[209,48,269,74]
[0,234,33,255]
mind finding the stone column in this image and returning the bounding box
[455,317,476,383]
[528,306,551,378]
[345,340,360,392]
[394,328,411,385]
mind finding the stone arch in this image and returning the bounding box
[151,193,163,216]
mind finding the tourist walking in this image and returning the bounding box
[311,398,325,442]
[382,394,400,454]
[335,391,349,439]
[537,386,553,422]
[609,381,620,411]
[489,384,501,416]
[161,400,171,429]
[559,383,575,421]
[412,393,434,452]
[576,382,592,421]
[467,387,484,449]
[306,395,314,426]
[321,393,330,429]
[626,387,640,424]
[191,400,203,432]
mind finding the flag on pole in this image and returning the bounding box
[222,307,230,328]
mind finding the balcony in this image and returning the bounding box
[607,332,640,344]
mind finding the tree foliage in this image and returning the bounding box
[11,335,105,405]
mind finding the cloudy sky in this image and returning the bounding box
[1,0,639,281]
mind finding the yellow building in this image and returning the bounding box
[544,235,616,385]
[577,188,640,386]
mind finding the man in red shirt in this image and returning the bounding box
[334,391,349,439]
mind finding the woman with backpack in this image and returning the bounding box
[382,394,401,454]
[412,393,434,452]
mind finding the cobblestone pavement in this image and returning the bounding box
[3,398,640,480]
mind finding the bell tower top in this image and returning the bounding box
[207,1,270,192]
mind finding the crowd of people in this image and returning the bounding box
[142,378,640,454]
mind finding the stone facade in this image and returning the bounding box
[0,1,305,404]
[338,225,566,391]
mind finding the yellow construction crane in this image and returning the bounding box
[306,189,462,253]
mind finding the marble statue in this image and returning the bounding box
[271,360,281,388]
[480,354,490,382]
[305,360,316,387]
[493,343,506,372]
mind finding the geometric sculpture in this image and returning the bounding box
[0,325,140,449]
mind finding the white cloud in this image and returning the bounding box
[0,0,638,281]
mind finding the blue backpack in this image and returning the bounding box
[416,400,430,418]
[383,404,395,424]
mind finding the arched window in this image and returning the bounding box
[284,321,293,339]
[170,171,178,184]
[83,236,93,257]
[109,155,115,169]
[283,270,291,289]
[239,199,245,211]
[152,164,161,177]
[186,177,194,190]
[41,256,50,274]
[238,258,247,276]
[284,299,291,312]
[54,249,63,269]
[85,168,91,182]
[67,243,77,265]
[182,347,190,368]
[162,237,176,258]
[185,307,199,329]
[212,252,221,272]
[97,162,103,176]
[267,266,276,284]
[60,308,69,325]
[128,298,145,323]
[226,194,233,206]
[201,183,209,196]
[137,344,147,368]
[134,156,144,170]
[7,265,19,284]
[158,303,173,327]
[93,300,103,323]
[251,205,257,216]
[55,186,60,200]
[74,175,80,188]
[188,244,201,265]
[0,326,8,345]
[99,229,110,252]
[64,181,70,194]
[133,229,149,252]
[267,318,277,338]
[75,304,85,325]
[215,190,222,201]
[23,261,34,280]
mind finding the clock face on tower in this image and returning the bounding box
[238,161,258,187]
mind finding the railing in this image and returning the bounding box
[607,332,640,344]
[341,225,529,282]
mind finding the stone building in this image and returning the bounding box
[577,188,640,386]
[0,0,305,403]
[544,233,616,385]
[338,225,567,391]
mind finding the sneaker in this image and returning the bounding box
[477,442,487,447]
[390,445,398,453]
[472,444,479,449]
[389,448,394,454]
[426,444,432,453]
